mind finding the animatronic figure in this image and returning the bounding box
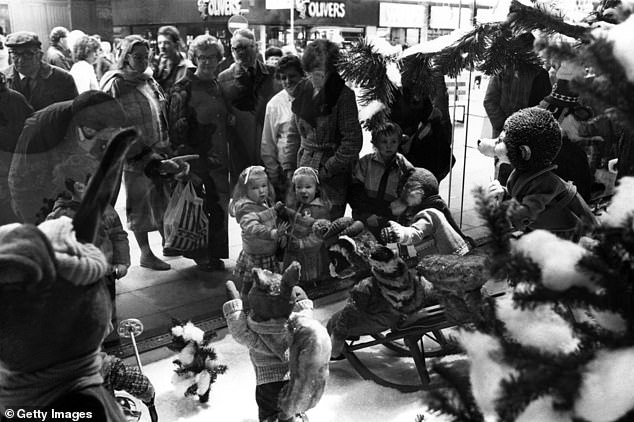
[0,128,137,420]
[485,107,597,239]
[223,262,331,422]
[380,168,472,264]
[168,320,227,403]
[327,245,489,359]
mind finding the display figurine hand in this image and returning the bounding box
[367,214,380,227]
[113,264,128,279]
[225,280,241,301]
[487,179,505,201]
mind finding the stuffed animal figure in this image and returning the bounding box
[326,245,490,359]
[168,320,227,403]
[485,107,597,238]
[0,128,137,420]
[223,261,331,422]
[312,216,377,280]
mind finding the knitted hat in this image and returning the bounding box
[0,223,56,286]
[71,90,126,131]
[402,167,439,198]
[502,107,562,171]
[543,79,578,108]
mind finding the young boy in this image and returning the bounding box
[47,158,130,344]
[348,121,415,239]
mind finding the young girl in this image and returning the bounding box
[283,167,332,286]
[229,165,288,295]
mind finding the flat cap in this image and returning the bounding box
[5,31,41,49]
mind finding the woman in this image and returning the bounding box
[287,39,363,219]
[167,35,230,271]
[100,35,172,271]
[69,35,100,93]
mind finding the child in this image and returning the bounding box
[229,165,288,296]
[47,158,130,344]
[381,168,471,263]
[348,121,415,239]
[283,167,331,287]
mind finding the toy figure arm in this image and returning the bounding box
[223,298,262,348]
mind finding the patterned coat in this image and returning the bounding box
[287,80,362,209]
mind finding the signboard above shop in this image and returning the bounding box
[198,0,244,19]
[258,0,377,26]
[379,2,425,28]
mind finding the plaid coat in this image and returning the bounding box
[287,84,362,207]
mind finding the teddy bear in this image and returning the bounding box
[168,320,228,403]
[484,107,597,238]
[223,261,331,422]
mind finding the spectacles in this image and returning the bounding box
[9,50,37,59]
[197,55,220,62]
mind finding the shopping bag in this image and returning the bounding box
[163,181,208,251]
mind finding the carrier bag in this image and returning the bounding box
[163,181,208,251]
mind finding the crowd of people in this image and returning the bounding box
[1,14,627,419]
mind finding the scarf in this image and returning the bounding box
[291,72,346,128]
[0,351,103,411]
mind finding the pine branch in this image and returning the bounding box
[473,187,512,268]
[400,54,437,98]
[338,38,399,107]
[425,362,485,422]
[434,24,496,78]
[507,0,590,40]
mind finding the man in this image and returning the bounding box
[218,28,280,186]
[2,31,77,111]
[44,26,73,71]
[151,25,192,92]
[0,71,33,224]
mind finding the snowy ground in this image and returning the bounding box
[128,299,457,422]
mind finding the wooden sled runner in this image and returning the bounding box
[342,287,507,393]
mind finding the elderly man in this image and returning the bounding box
[44,26,73,71]
[218,28,280,186]
[2,31,77,110]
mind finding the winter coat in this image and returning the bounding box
[223,297,313,385]
[261,89,296,188]
[484,67,551,137]
[44,45,73,71]
[2,61,77,111]
[349,152,415,224]
[218,61,280,184]
[505,165,595,234]
[0,87,32,225]
[284,197,331,283]
[287,76,363,207]
[233,198,279,256]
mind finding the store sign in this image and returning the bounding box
[296,1,346,19]
[197,0,242,19]
[379,2,425,28]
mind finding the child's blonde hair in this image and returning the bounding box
[287,166,331,210]
[229,165,276,216]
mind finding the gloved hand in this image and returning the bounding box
[225,280,241,301]
[380,220,406,244]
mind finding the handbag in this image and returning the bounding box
[163,181,208,251]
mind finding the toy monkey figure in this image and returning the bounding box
[223,262,331,422]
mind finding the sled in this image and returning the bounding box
[342,288,507,393]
